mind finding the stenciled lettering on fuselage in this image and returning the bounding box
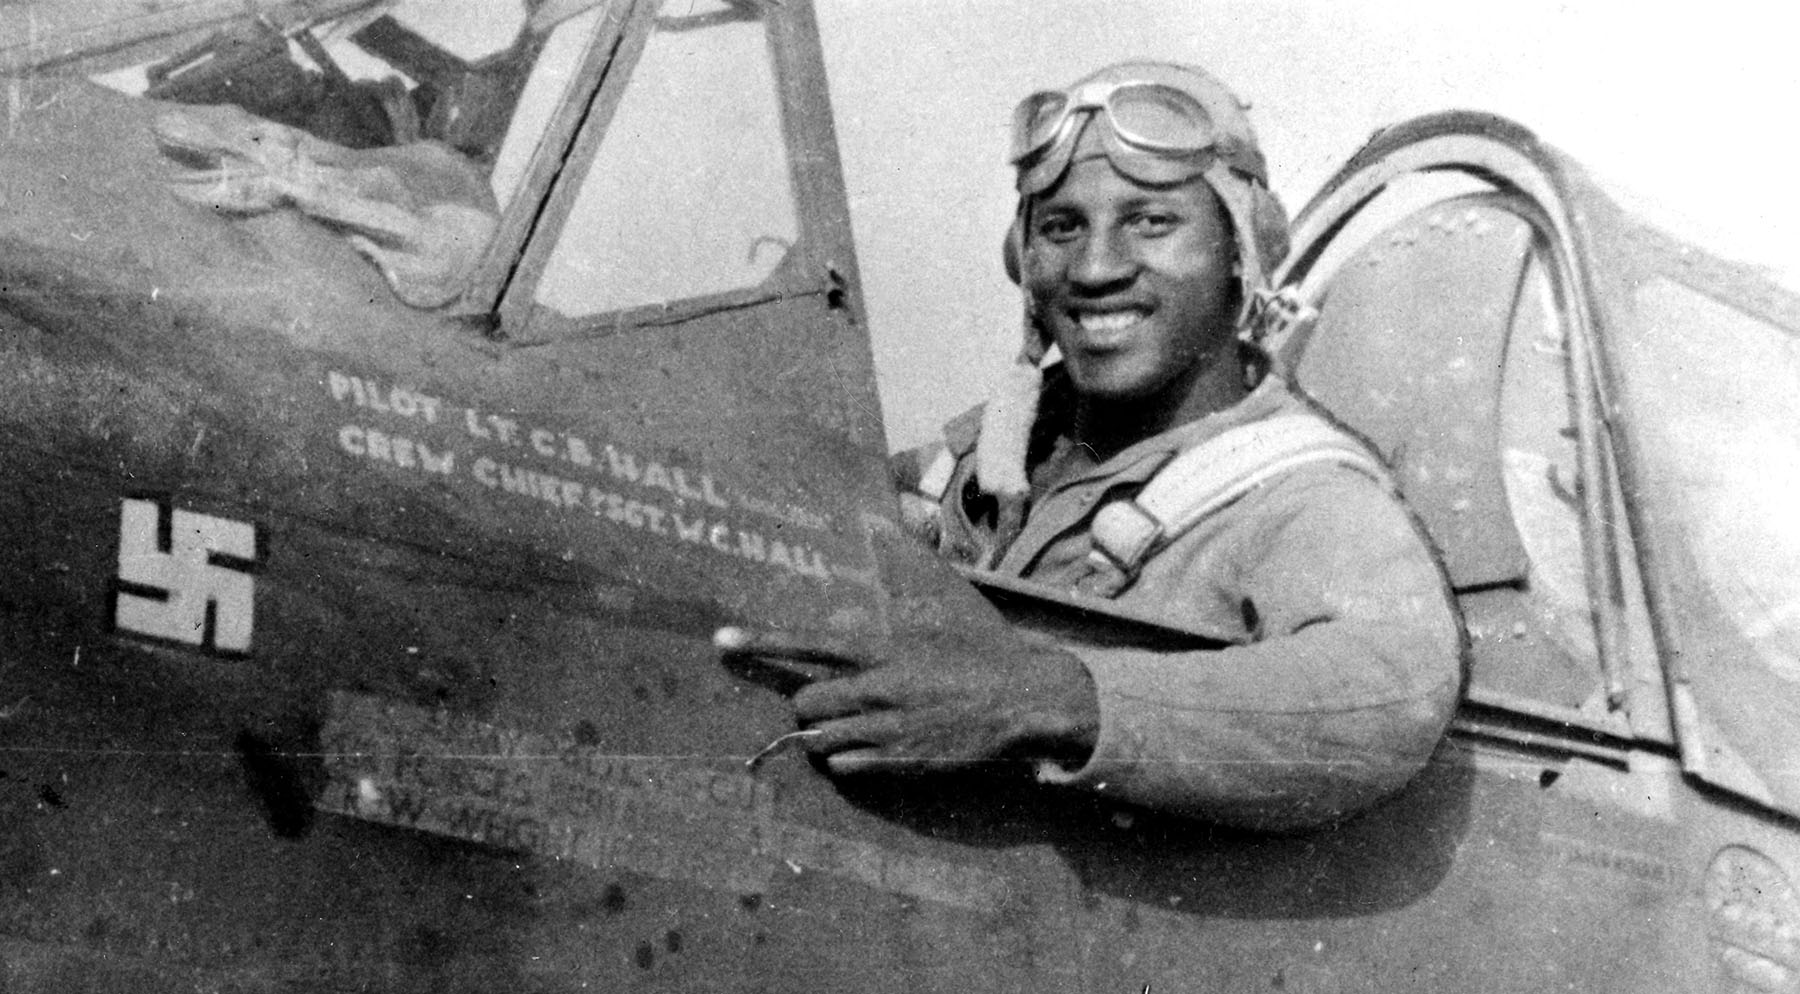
[114,497,259,653]
[318,691,1009,914]
[1539,831,1684,888]
[323,369,849,586]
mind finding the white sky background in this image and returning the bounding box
[811,1,1800,450]
[82,0,1795,451]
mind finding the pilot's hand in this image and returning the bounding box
[716,625,1099,775]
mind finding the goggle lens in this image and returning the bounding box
[1010,81,1216,165]
[1012,91,1071,161]
[1107,83,1213,152]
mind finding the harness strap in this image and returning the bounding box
[1088,414,1392,577]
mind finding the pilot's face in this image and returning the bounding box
[1022,155,1237,403]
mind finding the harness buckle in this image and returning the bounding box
[1244,286,1318,351]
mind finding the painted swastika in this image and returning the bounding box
[115,499,257,653]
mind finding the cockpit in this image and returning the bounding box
[8,0,807,332]
[1275,115,1800,817]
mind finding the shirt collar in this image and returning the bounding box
[1029,359,1296,493]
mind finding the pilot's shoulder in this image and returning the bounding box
[1244,387,1394,490]
[1231,412,1427,553]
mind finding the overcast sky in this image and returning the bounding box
[811,1,1800,450]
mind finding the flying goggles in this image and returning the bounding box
[1010,68,1268,195]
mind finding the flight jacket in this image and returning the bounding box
[895,367,1464,830]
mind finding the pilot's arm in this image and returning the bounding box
[1031,465,1462,829]
[722,461,1462,831]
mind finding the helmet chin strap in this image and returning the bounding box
[1198,158,1269,329]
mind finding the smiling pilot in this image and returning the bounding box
[725,62,1463,831]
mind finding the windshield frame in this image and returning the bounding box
[1580,166,1800,812]
[461,0,657,318]
[1276,113,1643,742]
[476,0,857,344]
